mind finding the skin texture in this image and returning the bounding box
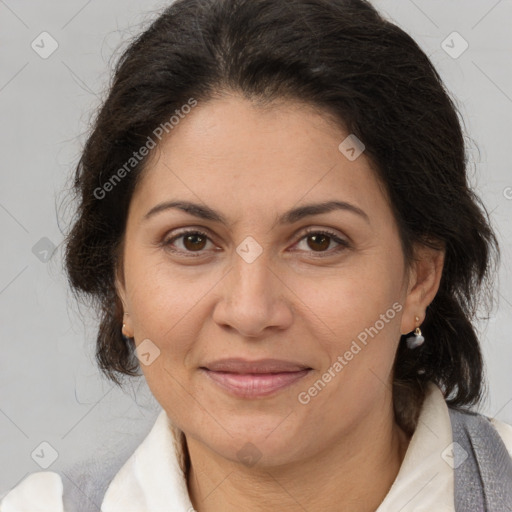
[116,93,445,512]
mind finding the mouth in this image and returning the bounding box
[199,358,313,399]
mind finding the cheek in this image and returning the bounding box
[304,253,403,343]
[126,265,203,413]
[126,253,199,333]
[304,252,404,395]
[125,255,224,376]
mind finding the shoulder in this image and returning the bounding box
[489,416,512,457]
[0,450,141,511]
[0,471,63,511]
[448,405,512,453]
[1,412,164,511]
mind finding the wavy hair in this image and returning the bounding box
[63,0,500,434]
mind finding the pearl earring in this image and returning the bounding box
[406,316,425,349]
[122,313,128,336]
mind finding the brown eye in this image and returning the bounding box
[294,229,350,256]
[306,233,331,252]
[182,232,208,251]
[163,230,213,256]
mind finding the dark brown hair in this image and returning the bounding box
[63,0,500,434]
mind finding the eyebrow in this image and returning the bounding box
[142,199,370,226]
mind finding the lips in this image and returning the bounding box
[203,358,310,373]
[200,358,312,398]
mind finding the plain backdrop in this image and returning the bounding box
[1,0,511,491]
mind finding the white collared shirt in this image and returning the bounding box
[2,382,512,511]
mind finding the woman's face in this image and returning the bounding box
[117,94,442,466]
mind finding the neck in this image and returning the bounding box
[185,403,411,512]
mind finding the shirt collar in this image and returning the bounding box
[376,381,455,512]
[102,382,454,511]
[101,409,194,511]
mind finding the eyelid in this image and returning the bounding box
[291,227,350,254]
[161,225,350,257]
[161,227,215,255]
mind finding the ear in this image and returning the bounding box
[400,242,445,335]
[114,262,134,338]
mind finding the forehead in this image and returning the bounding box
[129,94,389,226]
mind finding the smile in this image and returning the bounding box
[200,368,312,398]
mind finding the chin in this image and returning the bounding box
[192,414,311,468]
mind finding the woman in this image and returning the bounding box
[2,0,511,510]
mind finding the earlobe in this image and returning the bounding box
[122,313,133,338]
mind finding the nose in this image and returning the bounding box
[212,252,293,338]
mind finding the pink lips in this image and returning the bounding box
[200,358,312,398]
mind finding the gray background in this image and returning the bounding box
[1,0,511,492]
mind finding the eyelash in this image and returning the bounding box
[161,227,350,258]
